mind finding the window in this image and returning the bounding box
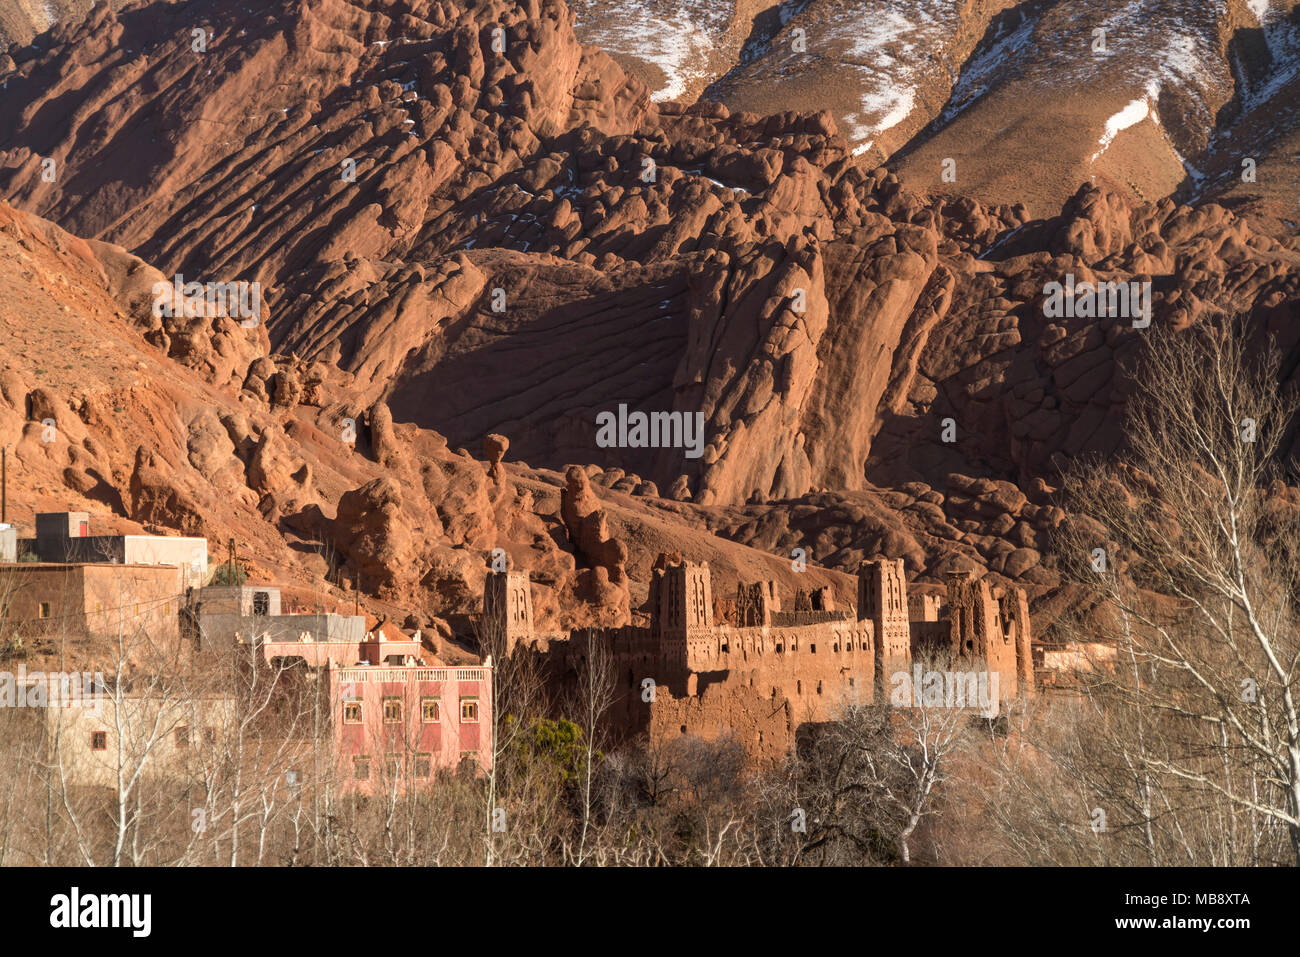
[353,756,370,780]
[343,701,362,724]
[205,728,217,746]
[384,754,401,778]
[460,698,479,723]
[95,602,104,615]
[383,697,402,724]
[91,731,107,751]
[421,697,441,723]
[253,591,270,616]
[38,602,51,619]
[175,726,189,748]
[413,754,431,778]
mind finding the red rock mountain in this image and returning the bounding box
[1,0,1298,641]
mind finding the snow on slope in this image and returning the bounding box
[831,3,951,143]
[569,0,735,102]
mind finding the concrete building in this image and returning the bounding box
[190,583,492,789]
[330,662,493,792]
[26,512,207,588]
[38,690,237,788]
[190,584,418,665]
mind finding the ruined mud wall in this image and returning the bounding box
[648,683,794,764]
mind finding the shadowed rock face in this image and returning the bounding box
[1,0,1300,644]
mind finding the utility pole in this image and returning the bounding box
[2,445,7,524]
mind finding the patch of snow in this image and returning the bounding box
[739,0,812,66]
[1091,95,1152,162]
[702,174,747,194]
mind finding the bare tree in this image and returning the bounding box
[473,593,549,865]
[1049,319,1300,864]
[785,652,971,866]
[565,629,615,865]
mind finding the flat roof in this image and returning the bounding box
[0,562,180,570]
[198,583,280,589]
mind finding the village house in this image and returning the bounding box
[190,581,495,790]
[0,562,184,647]
[23,511,207,588]
[39,690,239,788]
[329,661,494,792]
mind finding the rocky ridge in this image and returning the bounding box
[1,0,1298,643]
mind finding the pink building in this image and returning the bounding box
[329,663,493,793]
